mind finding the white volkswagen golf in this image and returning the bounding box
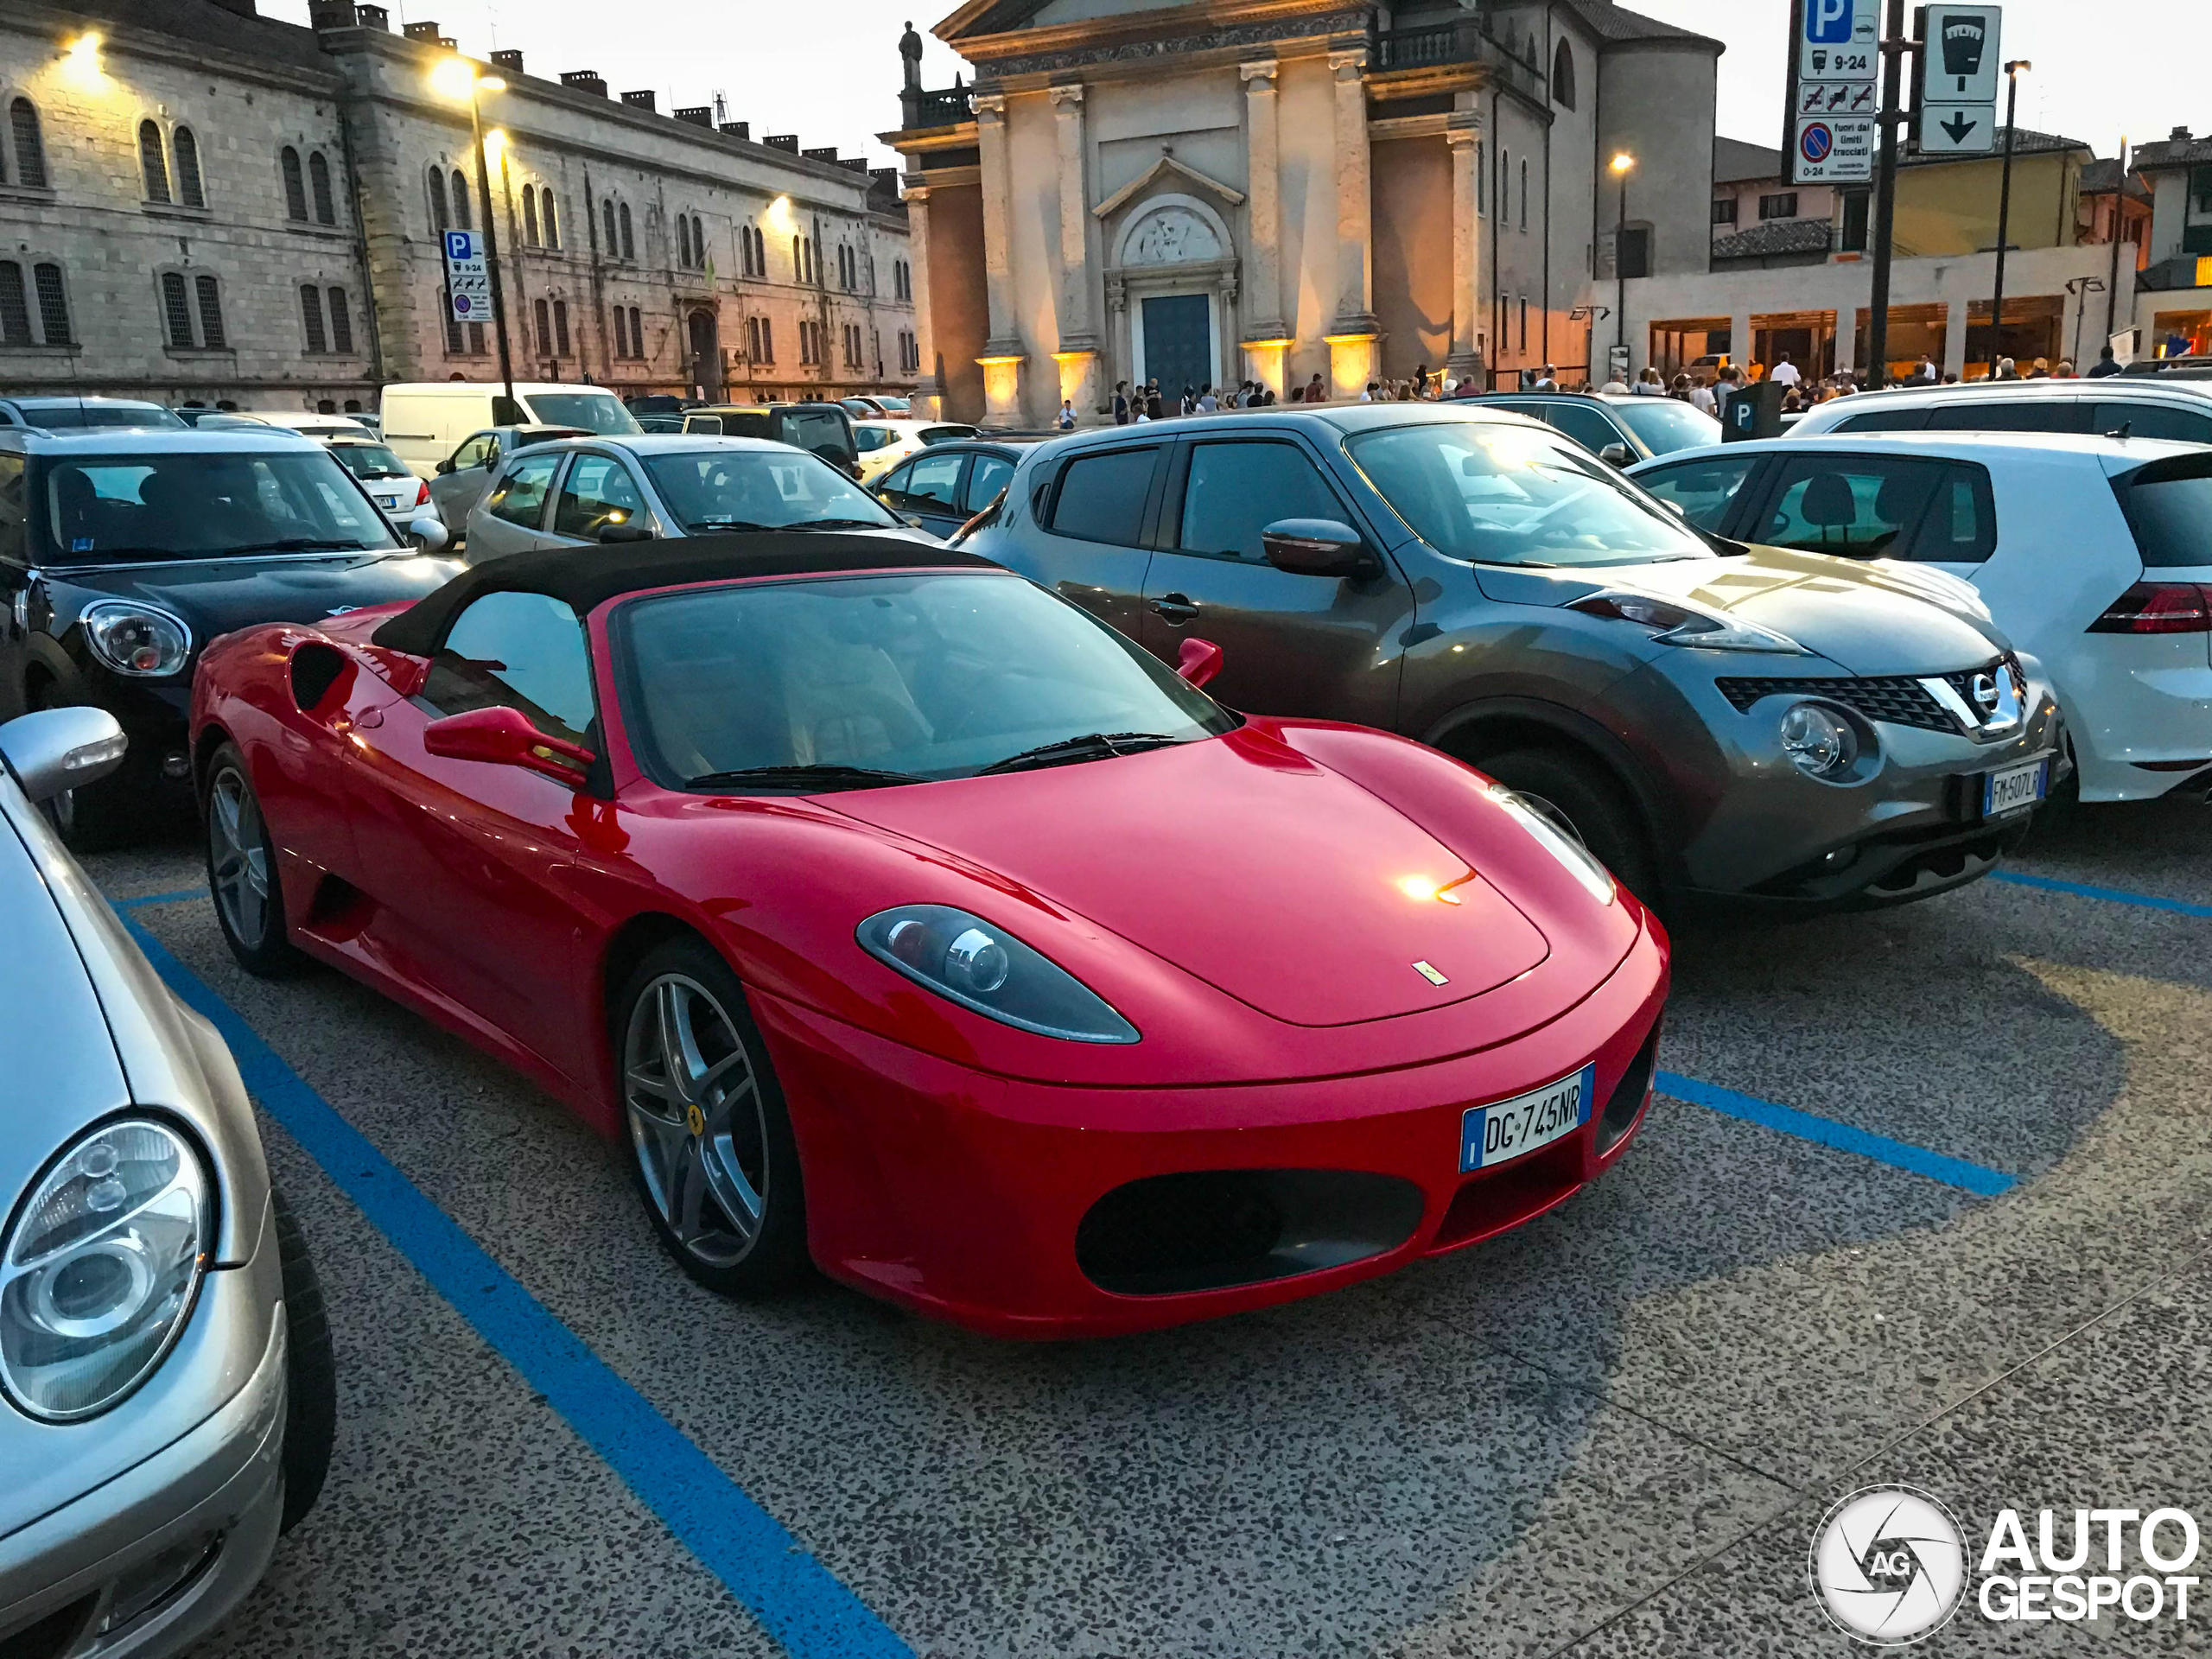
[1629,431,2212,804]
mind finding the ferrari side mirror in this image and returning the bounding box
[1177,637,1224,689]
[423,705,592,785]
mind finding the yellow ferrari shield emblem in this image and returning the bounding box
[685,1103,705,1138]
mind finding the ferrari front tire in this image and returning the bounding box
[204,743,306,977]
[615,938,810,1297]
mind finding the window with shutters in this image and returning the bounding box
[534,296,551,352]
[33,264,71,345]
[677,214,690,267]
[0,263,31,346]
[610,306,627,359]
[161,272,193,346]
[280,147,307,220]
[451,169,471,231]
[429,167,450,232]
[554,299,570,356]
[327,287,353,353]
[523,184,540,247]
[140,121,171,203]
[627,306,642,358]
[308,150,336,224]
[601,199,616,255]
[195,275,226,347]
[10,100,48,190]
[174,126,204,207]
[301,284,327,353]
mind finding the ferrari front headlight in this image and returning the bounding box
[0,1119,211,1421]
[858,905,1140,1044]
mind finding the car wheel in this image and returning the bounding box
[204,744,306,976]
[271,1186,337,1534]
[615,938,810,1296]
[1477,747,1661,908]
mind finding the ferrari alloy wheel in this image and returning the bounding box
[617,939,808,1294]
[204,744,305,976]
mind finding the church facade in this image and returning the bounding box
[886,0,1722,427]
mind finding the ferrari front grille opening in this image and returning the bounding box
[1598,1022,1661,1155]
[1075,1169,1424,1297]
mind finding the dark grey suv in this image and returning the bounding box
[963,404,2064,911]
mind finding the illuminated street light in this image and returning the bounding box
[430,56,516,407]
[1611,154,1637,359]
[60,31,105,89]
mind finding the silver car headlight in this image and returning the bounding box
[1780,702,1859,778]
[857,905,1140,1043]
[1484,784,1618,906]
[80,602,193,677]
[0,1119,212,1422]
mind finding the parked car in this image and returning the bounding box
[0,427,458,846]
[853,418,982,484]
[0,705,335,1657]
[190,536,1667,1336]
[168,408,245,429]
[872,438,1034,538]
[841,395,912,418]
[1477,391,1723,464]
[326,435,435,524]
[1786,376,2212,444]
[677,403,858,474]
[378,382,640,478]
[963,404,2064,911]
[243,412,375,443]
[461,434,937,562]
[1630,431,2212,805]
[425,425,593,540]
[0,398,186,434]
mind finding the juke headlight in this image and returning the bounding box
[1780,701,1859,778]
[80,602,193,678]
[1571,591,1807,655]
[857,905,1140,1044]
[0,1119,212,1422]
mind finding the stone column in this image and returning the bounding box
[1050,82,1101,418]
[1239,59,1287,376]
[1445,113,1484,388]
[899,181,942,418]
[1834,303,1859,378]
[1730,308,1754,377]
[1943,296,1970,379]
[1325,48,1378,397]
[973,89,1027,422]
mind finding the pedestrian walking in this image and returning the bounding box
[2086,345,2124,378]
[1769,352,1802,389]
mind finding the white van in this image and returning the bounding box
[378,382,639,477]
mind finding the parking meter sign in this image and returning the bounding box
[442,230,488,323]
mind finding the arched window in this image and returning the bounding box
[450,168,471,231]
[1552,39,1576,110]
[34,264,72,345]
[618,202,634,263]
[140,121,171,202]
[300,283,327,353]
[280,147,307,220]
[533,296,550,353]
[610,306,626,358]
[791,235,801,281]
[160,271,192,345]
[10,99,48,190]
[522,184,540,247]
[676,213,691,268]
[429,166,450,232]
[174,126,204,207]
[628,305,643,355]
[327,287,353,353]
[309,150,335,225]
[601,199,616,255]
[0,262,30,345]
[543,193,558,249]
[554,299,570,356]
[195,274,226,346]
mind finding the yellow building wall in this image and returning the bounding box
[1892,152,2082,258]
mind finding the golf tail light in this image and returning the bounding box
[80,602,191,677]
[858,905,1139,1044]
[2088,581,2212,634]
[1780,701,1858,777]
[0,1119,211,1421]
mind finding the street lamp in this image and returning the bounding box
[1611,153,1636,364]
[431,57,515,410]
[1989,60,2031,377]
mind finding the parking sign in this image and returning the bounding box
[1799,0,1878,81]
[442,229,489,323]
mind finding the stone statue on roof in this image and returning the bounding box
[899,21,925,91]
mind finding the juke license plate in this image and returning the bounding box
[1982,756,2050,817]
[1460,1065,1595,1173]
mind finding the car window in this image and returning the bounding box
[638,450,895,532]
[484,453,562,529]
[963,453,1015,513]
[0,454,24,562]
[451,434,494,470]
[1634,454,1763,534]
[331,443,412,481]
[521,392,639,435]
[1914,463,1999,563]
[899,452,964,508]
[1610,399,1723,455]
[780,409,853,460]
[423,590,595,750]
[1831,407,1933,433]
[1176,441,1346,561]
[1049,448,1158,545]
[553,454,647,540]
[682,415,724,435]
[1922,399,2087,433]
[2093,401,2212,443]
[923,426,977,445]
[39,449,396,562]
[1541,402,1630,458]
[2115,458,2212,568]
[1754,455,1943,557]
[876,460,914,501]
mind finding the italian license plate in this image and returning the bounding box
[1459,1064,1595,1173]
[1982,756,2050,817]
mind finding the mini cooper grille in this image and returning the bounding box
[1713,675,1956,732]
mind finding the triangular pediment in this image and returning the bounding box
[1094,153,1246,219]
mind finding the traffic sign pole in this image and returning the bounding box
[1990,62,2023,372]
[1866,0,1909,388]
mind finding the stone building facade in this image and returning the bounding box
[0,0,919,413]
[885,0,1719,426]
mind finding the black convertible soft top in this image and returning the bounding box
[370,532,998,657]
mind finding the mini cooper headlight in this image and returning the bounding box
[858,905,1140,1044]
[80,602,192,678]
[1780,702,1858,778]
[1484,784,1618,906]
[0,1119,212,1422]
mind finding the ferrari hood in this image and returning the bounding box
[825,729,1551,1027]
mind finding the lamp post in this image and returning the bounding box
[433,58,515,410]
[1611,152,1635,368]
[1988,60,2031,377]
[2066,275,2105,371]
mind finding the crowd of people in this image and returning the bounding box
[1105,365,1485,424]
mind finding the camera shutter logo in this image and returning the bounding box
[1808,1485,1969,1644]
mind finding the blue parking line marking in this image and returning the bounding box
[1990,870,2212,919]
[114,910,912,1659]
[1657,1070,2015,1197]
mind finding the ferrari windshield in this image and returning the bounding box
[1349,421,1712,567]
[613,572,1237,790]
[639,450,899,532]
[38,449,402,563]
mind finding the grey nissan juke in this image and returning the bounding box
[962,403,2064,912]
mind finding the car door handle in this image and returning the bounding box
[1151,594,1199,623]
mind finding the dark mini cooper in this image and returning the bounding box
[0,427,459,846]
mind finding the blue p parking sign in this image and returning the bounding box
[1807,0,1853,42]
[441,229,489,325]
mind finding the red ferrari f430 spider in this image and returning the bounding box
[192,537,1668,1337]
